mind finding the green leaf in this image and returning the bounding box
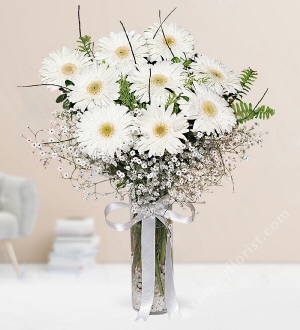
[171,57,180,63]
[56,94,67,103]
[183,59,193,67]
[63,99,70,110]
[117,76,137,110]
[239,68,258,94]
[231,101,275,124]
[228,68,258,105]
[77,35,94,58]
[173,103,180,114]
[65,80,74,86]
[253,105,275,120]
[181,95,189,101]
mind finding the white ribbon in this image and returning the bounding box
[104,200,195,321]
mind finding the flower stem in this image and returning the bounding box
[160,229,167,265]
[155,254,164,297]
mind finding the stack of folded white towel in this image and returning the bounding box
[48,217,100,272]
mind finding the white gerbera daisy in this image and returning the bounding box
[68,63,120,110]
[127,61,186,106]
[144,22,196,62]
[76,104,134,158]
[180,82,236,134]
[95,31,148,75]
[40,47,91,91]
[190,54,242,95]
[135,104,189,157]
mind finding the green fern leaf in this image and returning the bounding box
[117,77,137,110]
[240,68,258,94]
[228,68,258,105]
[253,105,275,120]
[231,102,253,124]
[77,35,94,58]
[231,101,275,124]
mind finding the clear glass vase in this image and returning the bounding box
[131,218,172,314]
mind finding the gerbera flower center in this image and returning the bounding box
[115,46,130,59]
[151,74,168,86]
[99,122,115,138]
[203,101,218,117]
[87,81,103,95]
[164,35,176,47]
[153,123,168,137]
[210,69,224,79]
[61,63,77,75]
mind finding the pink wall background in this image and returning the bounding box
[0,0,299,263]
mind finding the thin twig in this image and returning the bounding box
[212,135,234,192]
[253,88,269,110]
[78,5,82,38]
[148,68,152,104]
[159,10,175,58]
[27,126,38,136]
[153,7,177,39]
[93,179,111,185]
[17,83,71,91]
[42,138,76,145]
[120,21,137,65]
[236,88,269,123]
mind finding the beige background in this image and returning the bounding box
[0,0,299,263]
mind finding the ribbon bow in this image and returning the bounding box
[105,199,195,321]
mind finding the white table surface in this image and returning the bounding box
[0,263,299,330]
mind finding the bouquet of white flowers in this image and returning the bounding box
[21,6,274,320]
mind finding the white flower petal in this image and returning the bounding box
[144,22,196,61]
[190,54,242,95]
[76,104,134,157]
[135,104,189,157]
[95,31,148,75]
[40,47,92,89]
[127,61,187,106]
[179,82,236,134]
[68,63,120,111]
